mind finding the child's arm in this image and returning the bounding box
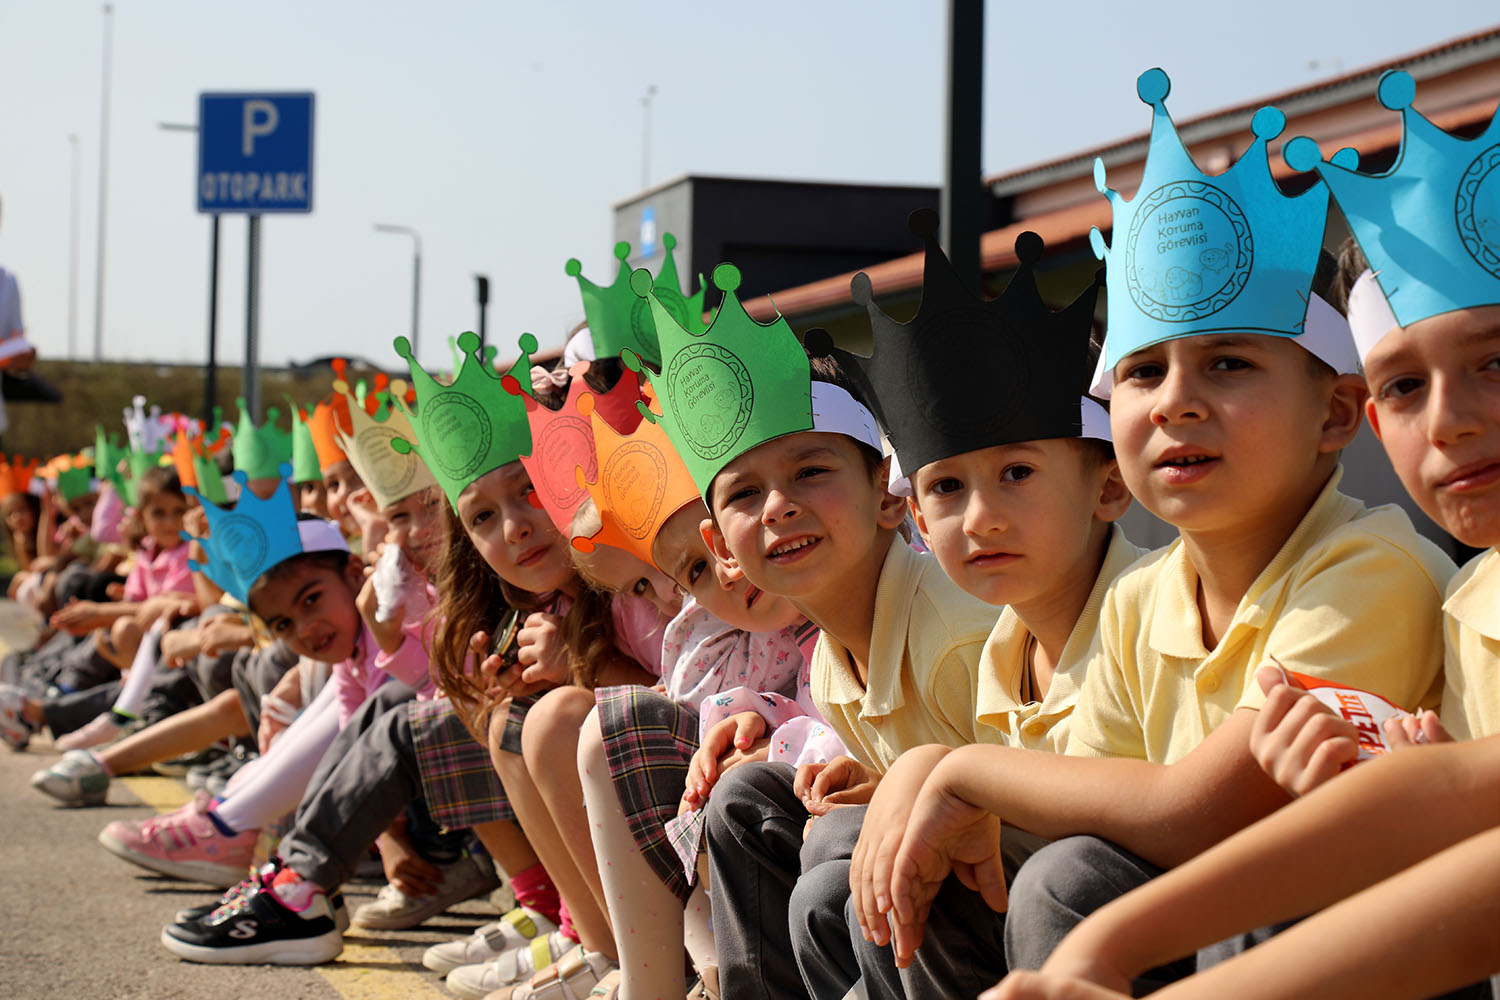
[51,598,140,633]
[994,735,1500,993]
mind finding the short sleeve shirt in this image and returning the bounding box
[1439,548,1500,741]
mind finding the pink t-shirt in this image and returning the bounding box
[608,593,670,677]
[123,538,194,602]
[373,580,439,701]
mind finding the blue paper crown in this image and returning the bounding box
[1283,69,1500,329]
[183,463,315,604]
[1094,68,1329,372]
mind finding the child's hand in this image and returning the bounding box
[795,755,880,816]
[679,712,769,814]
[355,571,405,655]
[981,971,1133,1000]
[198,614,253,657]
[183,505,209,539]
[1383,709,1454,748]
[51,599,105,634]
[1250,665,1359,797]
[160,627,204,667]
[480,613,568,701]
[375,827,444,898]
[888,773,1008,967]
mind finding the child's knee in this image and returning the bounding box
[519,686,594,763]
[575,705,605,775]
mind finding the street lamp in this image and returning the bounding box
[375,224,421,363]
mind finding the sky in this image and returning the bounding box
[1,0,1495,375]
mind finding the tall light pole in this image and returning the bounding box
[92,3,114,361]
[67,134,80,359]
[640,85,657,191]
[375,224,421,363]
[160,122,218,426]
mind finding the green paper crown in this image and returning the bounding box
[626,262,812,496]
[566,235,707,370]
[232,399,294,482]
[392,331,535,508]
[56,462,95,504]
[94,424,129,501]
[287,396,322,484]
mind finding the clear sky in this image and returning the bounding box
[1,1,1494,374]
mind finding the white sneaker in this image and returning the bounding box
[31,749,111,805]
[443,930,571,1000]
[422,904,560,975]
[0,683,33,750]
[54,710,127,751]
[349,852,499,931]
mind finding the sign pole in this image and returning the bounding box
[205,214,220,426]
[245,214,261,421]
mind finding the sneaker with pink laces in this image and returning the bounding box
[98,795,257,886]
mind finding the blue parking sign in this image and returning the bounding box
[198,92,315,214]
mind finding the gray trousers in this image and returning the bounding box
[278,683,420,888]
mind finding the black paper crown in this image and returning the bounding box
[807,210,1103,478]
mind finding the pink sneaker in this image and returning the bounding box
[98,793,257,887]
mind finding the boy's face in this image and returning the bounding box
[297,480,329,518]
[321,460,362,524]
[573,542,682,619]
[908,439,1128,608]
[384,485,445,576]
[1108,334,1364,536]
[63,492,99,530]
[456,462,574,595]
[653,501,803,632]
[705,431,904,603]
[1364,305,1500,548]
[251,557,364,663]
[141,492,189,549]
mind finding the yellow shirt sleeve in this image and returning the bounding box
[1064,576,1150,760]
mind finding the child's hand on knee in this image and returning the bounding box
[679,711,767,813]
[795,755,878,816]
[1250,665,1360,797]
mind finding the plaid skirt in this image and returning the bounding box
[411,694,536,829]
[596,685,699,903]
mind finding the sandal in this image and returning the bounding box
[587,968,622,998]
[487,944,618,1000]
[686,964,720,1000]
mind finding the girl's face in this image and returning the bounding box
[4,503,34,536]
[383,485,445,577]
[321,460,362,525]
[652,500,803,632]
[297,480,329,518]
[62,493,99,531]
[573,541,682,619]
[140,492,189,550]
[1364,305,1500,548]
[456,462,574,595]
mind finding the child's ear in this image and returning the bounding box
[1319,373,1369,454]
[700,518,740,576]
[906,496,933,545]
[874,458,907,531]
[1093,458,1133,524]
[343,552,364,590]
[1364,397,1384,442]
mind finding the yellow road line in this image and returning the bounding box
[118,774,194,812]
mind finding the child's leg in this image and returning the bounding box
[788,806,866,998]
[104,619,166,719]
[110,616,143,667]
[213,682,342,834]
[519,685,617,955]
[578,705,686,1000]
[97,688,249,774]
[491,694,613,957]
[471,817,539,883]
[703,761,811,1000]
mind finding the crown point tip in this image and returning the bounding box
[628,269,653,297]
[1250,106,1285,141]
[1137,67,1170,106]
[613,241,631,261]
[1283,136,1322,172]
[908,209,939,239]
[663,232,676,250]
[1378,70,1415,112]
[712,263,741,294]
[565,258,582,277]
[1015,231,1045,265]
[1330,146,1360,170]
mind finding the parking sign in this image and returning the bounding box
[197,92,315,214]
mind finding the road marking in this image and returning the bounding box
[119,774,193,811]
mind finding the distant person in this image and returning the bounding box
[0,195,41,447]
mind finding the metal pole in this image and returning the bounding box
[244,215,261,421]
[475,275,490,357]
[67,134,80,359]
[941,0,984,291]
[640,85,657,190]
[206,214,220,425]
[92,3,114,361]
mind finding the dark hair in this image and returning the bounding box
[246,546,352,609]
[2,492,40,566]
[1066,436,1117,466]
[1328,238,1369,318]
[807,352,884,476]
[134,465,186,512]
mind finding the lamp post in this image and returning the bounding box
[640,85,657,190]
[92,3,114,361]
[159,121,219,426]
[375,224,421,362]
[67,134,80,359]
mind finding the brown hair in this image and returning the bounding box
[134,465,186,513]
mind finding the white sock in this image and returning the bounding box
[578,705,687,1000]
[110,619,167,718]
[682,883,716,976]
[214,683,341,833]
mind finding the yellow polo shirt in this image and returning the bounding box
[974,525,1146,752]
[1439,549,1500,741]
[811,536,999,772]
[1067,471,1454,765]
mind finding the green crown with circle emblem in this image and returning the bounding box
[566,234,707,370]
[392,331,535,509]
[626,262,812,497]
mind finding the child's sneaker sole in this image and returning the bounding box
[97,827,247,886]
[159,924,343,965]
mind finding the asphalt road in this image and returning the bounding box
[0,608,497,1000]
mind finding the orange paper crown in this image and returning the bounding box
[571,385,701,568]
[517,362,645,533]
[0,454,41,498]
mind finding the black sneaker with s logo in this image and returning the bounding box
[160,878,342,965]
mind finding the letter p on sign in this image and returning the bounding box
[243,100,279,156]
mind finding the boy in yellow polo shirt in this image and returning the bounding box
[856,70,1455,996]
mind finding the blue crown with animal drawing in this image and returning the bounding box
[183,463,317,604]
[1094,68,1330,372]
[1283,69,1500,328]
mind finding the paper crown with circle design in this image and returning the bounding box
[392,331,534,509]
[183,462,349,605]
[0,455,41,499]
[169,411,232,506]
[289,395,346,483]
[811,212,1106,478]
[1093,68,1339,376]
[626,262,829,497]
[332,370,437,512]
[515,361,646,533]
[566,234,708,371]
[571,384,702,567]
[231,399,294,482]
[1283,69,1500,355]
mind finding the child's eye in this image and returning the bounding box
[466,508,493,530]
[687,559,708,585]
[1378,375,1426,401]
[1209,356,1254,373]
[928,477,964,497]
[302,590,321,609]
[724,485,758,506]
[1001,465,1035,483]
[631,578,652,597]
[796,465,830,480]
[1121,360,1165,382]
